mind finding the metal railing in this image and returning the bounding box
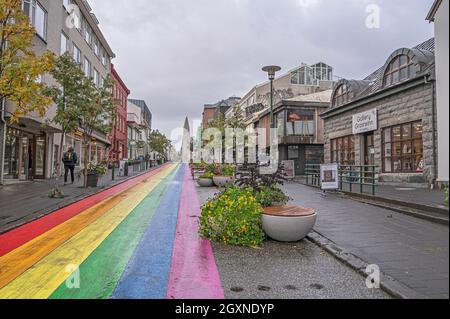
[305,164,379,196]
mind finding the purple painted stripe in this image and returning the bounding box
[167,166,224,299]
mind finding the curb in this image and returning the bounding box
[0,164,168,235]
[307,230,429,300]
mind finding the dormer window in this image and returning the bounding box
[383,55,417,87]
[333,84,350,108]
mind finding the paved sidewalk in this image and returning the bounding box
[297,176,448,209]
[0,166,160,233]
[196,186,391,299]
[283,182,449,299]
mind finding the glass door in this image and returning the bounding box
[34,135,46,179]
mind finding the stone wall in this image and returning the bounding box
[323,81,436,185]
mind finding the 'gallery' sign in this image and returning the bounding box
[353,109,378,134]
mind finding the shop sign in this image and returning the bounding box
[320,164,339,190]
[353,109,377,134]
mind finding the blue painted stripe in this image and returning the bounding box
[111,164,185,299]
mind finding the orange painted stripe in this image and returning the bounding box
[0,165,174,290]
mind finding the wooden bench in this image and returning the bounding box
[263,205,316,217]
[189,164,205,180]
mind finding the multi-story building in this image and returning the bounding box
[202,97,241,129]
[110,64,130,162]
[427,0,449,187]
[252,90,331,175]
[1,0,115,181]
[235,62,336,127]
[127,99,152,160]
[321,39,437,186]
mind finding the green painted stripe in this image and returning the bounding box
[49,165,180,299]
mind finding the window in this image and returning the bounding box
[94,37,100,56]
[331,135,355,165]
[383,55,417,87]
[286,110,314,136]
[382,121,423,173]
[60,32,69,55]
[93,69,100,87]
[73,44,81,64]
[84,20,93,45]
[84,58,92,77]
[23,0,47,40]
[101,47,108,66]
[276,111,285,138]
[333,84,351,108]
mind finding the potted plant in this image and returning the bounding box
[213,164,235,187]
[86,162,107,188]
[236,162,317,242]
[198,172,215,187]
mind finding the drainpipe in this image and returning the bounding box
[0,97,6,185]
[425,75,437,189]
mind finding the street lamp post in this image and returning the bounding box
[262,65,281,129]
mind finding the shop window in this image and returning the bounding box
[382,121,423,173]
[286,110,314,136]
[276,111,284,138]
[331,135,355,165]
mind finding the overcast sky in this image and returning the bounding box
[89,0,434,140]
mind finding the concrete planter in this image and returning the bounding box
[213,176,234,187]
[198,178,214,187]
[262,206,317,242]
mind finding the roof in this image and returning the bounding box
[285,90,333,103]
[426,0,443,21]
[323,38,435,117]
[358,38,435,96]
[111,64,130,94]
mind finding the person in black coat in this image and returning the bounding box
[63,147,78,184]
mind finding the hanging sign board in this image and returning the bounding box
[353,109,378,134]
[320,164,339,190]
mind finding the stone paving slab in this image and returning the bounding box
[283,182,449,299]
[196,186,391,299]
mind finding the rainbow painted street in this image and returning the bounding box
[0,164,223,299]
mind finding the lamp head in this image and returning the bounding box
[262,65,281,80]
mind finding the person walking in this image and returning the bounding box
[63,147,78,185]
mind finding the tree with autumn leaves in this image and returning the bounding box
[0,0,55,183]
[0,0,55,120]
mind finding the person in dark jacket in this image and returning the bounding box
[63,147,78,184]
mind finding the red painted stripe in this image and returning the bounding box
[0,164,169,257]
[167,166,224,299]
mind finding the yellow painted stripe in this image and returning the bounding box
[0,164,177,299]
[0,165,174,290]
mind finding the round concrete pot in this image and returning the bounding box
[262,206,317,242]
[198,178,214,187]
[212,176,234,187]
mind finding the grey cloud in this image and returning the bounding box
[89,0,434,137]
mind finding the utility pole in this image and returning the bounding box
[0,97,6,185]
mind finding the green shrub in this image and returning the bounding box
[222,165,235,177]
[255,186,291,208]
[200,172,214,179]
[199,186,265,247]
[444,187,449,206]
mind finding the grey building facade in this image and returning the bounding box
[1,0,115,181]
[321,39,437,186]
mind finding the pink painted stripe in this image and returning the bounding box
[167,166,224,299]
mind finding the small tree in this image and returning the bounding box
[0,0,55,120]
[0,0,54,183]
[148,129,171,162]
[225,105,246,130]
[46,53,87,197]
[78,75,115,188]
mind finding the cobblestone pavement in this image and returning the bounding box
[196,186,391,299]
[282,182,449,299]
